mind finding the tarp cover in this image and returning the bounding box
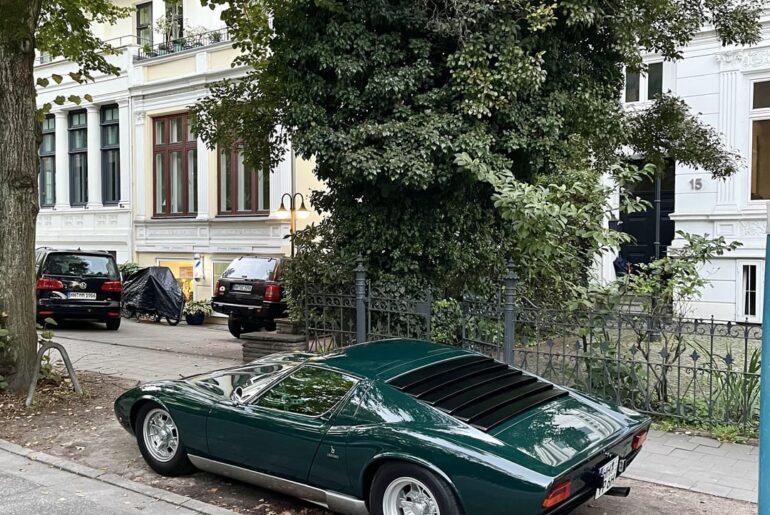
[122,266,183,319]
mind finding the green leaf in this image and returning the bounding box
[83,94,93,102]
[36,77,50,88]
[51,74,63,84]
[67,95,82,105]
[53,95,66,105]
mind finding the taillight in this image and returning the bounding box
[264,284,281,302]
[632,429,648,450]
[101,281,123,292]
[214,280,223,297]
[543,480,571,509]
[37,278,64,290]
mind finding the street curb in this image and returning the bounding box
[0,438,235,515]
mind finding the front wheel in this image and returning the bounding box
[370,462,462,515]
[166,317,180,326]
[135,403,194,476]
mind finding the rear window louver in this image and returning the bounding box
[388,355,568,432]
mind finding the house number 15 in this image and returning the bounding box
[689,178,702,190]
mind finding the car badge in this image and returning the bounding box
[79,281,87,289]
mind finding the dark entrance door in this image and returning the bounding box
[619,160,675,265]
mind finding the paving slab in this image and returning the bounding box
[0,442,234,515]
[626,429,758,504]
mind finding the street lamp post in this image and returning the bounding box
[273,192,310,258]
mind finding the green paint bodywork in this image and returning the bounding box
[115,339,650,514]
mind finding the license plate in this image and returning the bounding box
[232,284,252,292]
[68,292,96,300]
[595,456,619,499]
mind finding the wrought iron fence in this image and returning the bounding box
[136,28,231,61]
[303,259,762,431]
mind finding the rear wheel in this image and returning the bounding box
[263,319,276,332]
[228,317,242,338]
[106,318,121,331]
[166,317,180,326]
[370,462,461,515]
[135,403,194,476]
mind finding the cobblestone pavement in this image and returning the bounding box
[49,320,758,506]
[50,319,242,382]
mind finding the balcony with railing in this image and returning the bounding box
[135,28,231,61]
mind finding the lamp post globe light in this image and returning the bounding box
[274,192,310,258]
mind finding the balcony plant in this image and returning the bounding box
[183,300,213,325]
[210,30,222,43]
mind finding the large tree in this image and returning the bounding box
[192,0,761,301]
[0,0,127,392]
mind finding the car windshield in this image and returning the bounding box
[221,257,278,280]
[43,254,119,278]
[191,363,296,399]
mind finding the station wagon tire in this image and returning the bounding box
[105,318,121,331]
[370,462,462,515]
[228,318,242,338]
[135,403,194,476]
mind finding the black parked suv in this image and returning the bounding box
[35,248,123,330]
[211,256,287,338]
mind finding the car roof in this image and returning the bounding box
[312,339,473,381]
[38,248,115,256]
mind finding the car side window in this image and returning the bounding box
[256,366,356,417]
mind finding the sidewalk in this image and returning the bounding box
[626,430,757,503]
[0,439,234,515]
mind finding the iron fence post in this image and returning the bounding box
[355,255,367,344]
[503,261,517,365]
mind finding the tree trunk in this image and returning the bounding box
[0,1,43,393]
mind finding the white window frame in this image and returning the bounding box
[747,77,770,205]
[623,59,664,104]
[736,260,763,323]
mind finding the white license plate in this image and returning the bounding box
[232,284,252,292]
[68,292,96,300]
[595,456,619,499]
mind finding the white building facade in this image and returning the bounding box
[609,17,770,323]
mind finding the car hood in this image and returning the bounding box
[486,392,646,476]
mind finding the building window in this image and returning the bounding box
[742,264,758,317]
[153,113,197,216]
[751,120,770,200]
[624,62,664,103]
[754,81,770,110]
[625,70,640,103]
[101,105,120,205]
[647,62,663,100]
[136,2,153,45]
[69,110,88,206]
[39,115,56,207]
[218,147,270,215]
[165,2,183,41]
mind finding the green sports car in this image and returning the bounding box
[114,339,650,515]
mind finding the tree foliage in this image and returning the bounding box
[191,0,760,303]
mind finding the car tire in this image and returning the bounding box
[263,319,277,332]
[369,462,462,515]
[135,403,194,477]
[166,317,180,326]
[106,318,121,331]
[228,318,242,338]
